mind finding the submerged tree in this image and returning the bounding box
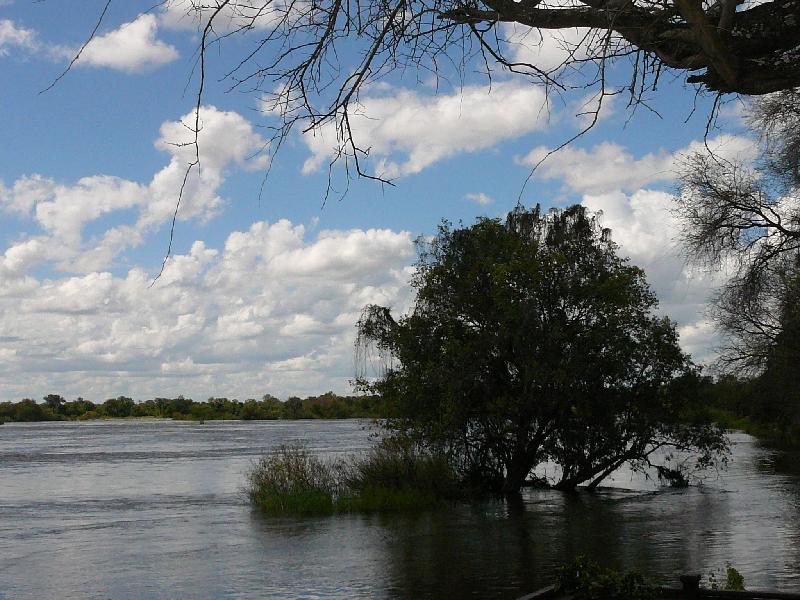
[356,204,725,494]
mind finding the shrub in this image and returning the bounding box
[102,396,134,418]
[708,564,745,591]
[724,566,745,591]
[14,399,47,422]
[246,445,341,515]
[555,557,657,600]
[346,437,461,501]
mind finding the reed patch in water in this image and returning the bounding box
[245,441,461,515]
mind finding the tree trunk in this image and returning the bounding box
[502,457,535,495]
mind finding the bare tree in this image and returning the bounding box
[710,255,800,372]
[676,89,800,372]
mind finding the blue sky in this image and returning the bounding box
[0,1,755,402]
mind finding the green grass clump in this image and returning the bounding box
[246,445,342,515]
[258,489,336,515]
[347,437,461,502]
[246,440,461,516]
[335,485,438,512]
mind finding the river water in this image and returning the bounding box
[1,420,799,599]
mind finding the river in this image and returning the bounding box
[1,419,799,599]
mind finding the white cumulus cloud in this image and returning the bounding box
[465,192,494,206]
[503,22,592,75]
[78,14,178,72]
[0,19,36,55]
[520,134,757,195]
[581,189,727,364]
[159,0,287,32]
[1,106,268,274]
[300,81,550,178]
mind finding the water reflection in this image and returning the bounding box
[1,423,799,599]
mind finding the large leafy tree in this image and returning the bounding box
[357,204,725,493]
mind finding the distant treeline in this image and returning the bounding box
[4,376,799,447]
[0,392,385,423]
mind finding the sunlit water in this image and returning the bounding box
[1,420,799,599]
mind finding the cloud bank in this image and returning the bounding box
[0,220,414,402]
[0,103,419,402]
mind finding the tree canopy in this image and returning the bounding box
[357,204,726,493]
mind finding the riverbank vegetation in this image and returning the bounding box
[0,392,384,424]
[702,375,800,449]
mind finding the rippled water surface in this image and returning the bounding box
[1,420,799,599]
